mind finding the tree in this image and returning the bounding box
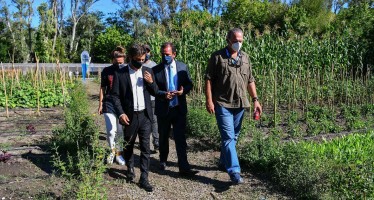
[68,0,98,58]
[71,12,105,62]
[291,0,335,34]
[34,2,54,62]
[0,0,34,63]
[0,21,11,62]
[222,0,287,32]
[51,0,64,58]
[92,26,133,63]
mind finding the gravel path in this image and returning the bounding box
[85,80,289,200]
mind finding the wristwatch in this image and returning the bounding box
[252,97,259,102]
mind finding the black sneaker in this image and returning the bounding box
[126,167,136,182]
[218,163,226,172]
[153,141,159,151]
[139,179,153,192]
[230,172,244,185]
[179,169,199,177]
[159,162,166,171]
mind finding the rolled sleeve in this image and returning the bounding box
[205,53,217,81]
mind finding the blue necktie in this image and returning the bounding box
[168,65,177,107]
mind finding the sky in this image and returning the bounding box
[6,0,116,28]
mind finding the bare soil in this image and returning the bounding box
[0,80,289,200]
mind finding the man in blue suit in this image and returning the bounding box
[152,42,198,177]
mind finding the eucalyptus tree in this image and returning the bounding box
[198,0,222,15]
[0,0,32,63]
[68,0,98,57]
[0,20,11,62]
[50,0,64,57]
[73,11,105,62]
[34,2,54,62]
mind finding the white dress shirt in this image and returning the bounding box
[128,65,145,111]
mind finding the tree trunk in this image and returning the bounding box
[52,0,58,58]
[69,21,77,55]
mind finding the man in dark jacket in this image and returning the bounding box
[152,42,198,177]
[112,44,158,192]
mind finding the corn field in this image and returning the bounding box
[145,28,373,113]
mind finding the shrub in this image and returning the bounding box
[239,130,374,199]
[51,82,106,198]
[186,107,220,143]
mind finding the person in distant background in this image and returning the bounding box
[98,46,126,166]
[142,44,159,152]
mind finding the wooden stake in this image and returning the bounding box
[1,62,9,118]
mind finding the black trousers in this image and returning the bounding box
[123,111,151,180]
[151,100,159,145]
[157,106,190,171]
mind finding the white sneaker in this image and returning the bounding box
[116,155,126,165]
[107,152,115,164]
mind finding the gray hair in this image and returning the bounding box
[226,28,243,41]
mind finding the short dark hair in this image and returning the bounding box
[111,46,125,58]
[160,42,176,54]
[143,44,151,52]
[226,28,243,41]
[128,44,146,58]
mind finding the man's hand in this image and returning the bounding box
[254,101,262,115]
[143,71,153,83]
[206,100,215,114]
[119,114,130,125]
[165,91,175,100]
[98,104,103,115]
[173,86,184,96]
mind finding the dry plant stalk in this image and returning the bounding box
[1,62,9,118]
[35,55,40,116]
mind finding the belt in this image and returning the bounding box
[134,110,145,114]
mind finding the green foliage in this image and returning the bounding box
[0,21,10,62]
[334,2,374,65]
[0,72,73,108]
[92,26,133,63]
[222,0,286,31]
[171,10,220,32]
[52,84,96,159]
[34,2,55,63]
[186,107,220,143]
[51,83,107,198]
[343,105,367,130]
[239,130,282,173]
[239,130,374,199]
[275,141,328,198]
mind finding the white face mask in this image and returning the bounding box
[231,42,242,52]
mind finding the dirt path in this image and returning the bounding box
[85,80,288,200]
[0,80,289,199]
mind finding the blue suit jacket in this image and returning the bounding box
[152,60,193,117]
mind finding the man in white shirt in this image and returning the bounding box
[112,44,158,192]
